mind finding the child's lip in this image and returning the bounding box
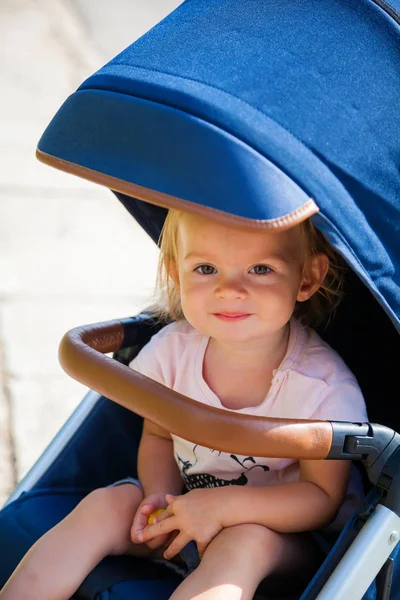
[213,312,251,321]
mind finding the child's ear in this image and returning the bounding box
[168,259,180,287]
[297,253,329,302]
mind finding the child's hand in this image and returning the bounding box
[131,492,172,550]
[139,489,223,559]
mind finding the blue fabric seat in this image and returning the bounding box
[0,489,181,600]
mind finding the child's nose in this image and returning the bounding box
[215,276,247,300]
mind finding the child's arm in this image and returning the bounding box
[218,459,351,532]
[131,419,183,546]
[138,418,183,497]
[140,459,350,557]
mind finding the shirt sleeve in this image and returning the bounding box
[129,332,167,386]
[310,381,369,423]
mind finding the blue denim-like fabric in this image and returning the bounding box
[179,541,201,574]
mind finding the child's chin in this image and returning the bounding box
[212,328,257,344]
[189,318,257,342]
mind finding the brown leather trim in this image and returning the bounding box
[59,320,333,459]
[36,149,319,231]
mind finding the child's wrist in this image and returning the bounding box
[215,486,244,528]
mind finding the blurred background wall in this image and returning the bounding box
[0,0,181,504]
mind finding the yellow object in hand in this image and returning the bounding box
[147,508,165,525]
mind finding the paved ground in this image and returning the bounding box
[0,0,180,505]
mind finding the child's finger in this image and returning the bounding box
[145,533,170,550]
[131,520,145,543]
[148,503,174,525]
[131,510,151,541]
[139,516,177,542]
[152,509,170,523]
[133,507,149,527]
[163,533,190,560]
[140,503,157,515]
[132,517,170,547]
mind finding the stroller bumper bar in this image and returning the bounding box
[58,316,400,483]
[59,318,334,460]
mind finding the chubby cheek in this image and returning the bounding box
[255,283,299,317]
[180,281,209,324]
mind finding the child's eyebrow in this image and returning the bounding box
[184,252,290,265]
[184,252,214,261]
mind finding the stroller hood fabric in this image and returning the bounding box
[37,0,400,332]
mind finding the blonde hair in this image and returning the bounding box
[149,210,346,328]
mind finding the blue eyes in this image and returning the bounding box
[195,264,271,275]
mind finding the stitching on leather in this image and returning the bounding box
[38,151,318,229]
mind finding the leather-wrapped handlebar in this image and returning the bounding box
[58,320,334,459]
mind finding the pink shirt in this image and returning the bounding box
[130,318,368,529]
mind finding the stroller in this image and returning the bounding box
[1,0,399,598]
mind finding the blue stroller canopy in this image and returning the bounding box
[37,0,400,333]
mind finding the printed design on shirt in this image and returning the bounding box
[176,445,270,489]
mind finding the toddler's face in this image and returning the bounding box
[172,214,323,345]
